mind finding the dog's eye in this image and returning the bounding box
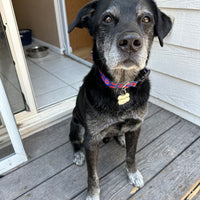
[103,15,113,23]
[142,16,151,23]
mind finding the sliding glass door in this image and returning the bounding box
[0,13,26,113]
[0,12,27,174]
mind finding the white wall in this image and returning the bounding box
[148,0,200,125]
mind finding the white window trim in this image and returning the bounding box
[0,78,27,175]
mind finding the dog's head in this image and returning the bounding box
[69,0,172,80]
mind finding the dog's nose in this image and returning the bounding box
[118,33,142,53]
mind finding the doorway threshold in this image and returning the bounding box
[0,97,76,149]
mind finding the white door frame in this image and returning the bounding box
[0,0,37,113]
[0,0,90,114]
[0,78,27,175]
[54,0,92,67]
[0,0,31,174]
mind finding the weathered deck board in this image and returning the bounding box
[181,177,200,200]
[0,143,74,200]
[22,102,159,159]
[17,119,196,200]
[132,138,200,200]
[0,144,14,159]
[4,108,177,200]
[0,103,161,200]
[16,141,126,200]
[0,120,70,163]
[23,119,70,160]
[74,120,200,200]
[0,103,158,163]
[138,109,180,150]
[146,102,161,119]
[0,103,160,161]
[0,103,199,200]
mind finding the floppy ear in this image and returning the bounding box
[154,8,172,47]
[68,0,99,35]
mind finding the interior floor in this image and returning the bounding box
[24,41,90,109]
[0,23,25,114]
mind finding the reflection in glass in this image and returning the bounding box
[0,115,14,160]
[0,13,25,114]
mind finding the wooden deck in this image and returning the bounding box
[0,103,200,200]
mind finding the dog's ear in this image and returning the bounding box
[68,0,99,35]
[154,8,172,47]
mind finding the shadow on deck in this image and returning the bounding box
[0,103,200,200]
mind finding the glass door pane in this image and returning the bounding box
[0,13,26,114]
[0,115,14,160]
[0,76,27,175]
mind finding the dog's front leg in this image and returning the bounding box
[125,128,144,188]
[85,135,100,200]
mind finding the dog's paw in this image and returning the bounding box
[86,188,100,200]
[116,135,126,148]
[85,195,100,200]
[73,151,85,166]
[127,169,144,188]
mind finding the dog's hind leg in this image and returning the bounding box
[125,128,144,188]
[69,116,85,166]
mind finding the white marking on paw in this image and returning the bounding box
[73,151,85,166]
[86,189,100,200]
[127,169,144,188]
[85,195,100,200]
[117,135,126,147]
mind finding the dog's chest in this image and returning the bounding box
[86,106,147,140]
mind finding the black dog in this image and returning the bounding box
[69,0,172,199]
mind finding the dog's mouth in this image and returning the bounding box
[114,59,139,70]
[123,59,137,67]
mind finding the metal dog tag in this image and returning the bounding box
[118,92,130,105]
